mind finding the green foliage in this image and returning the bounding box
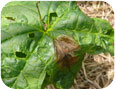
[1,1,114,89]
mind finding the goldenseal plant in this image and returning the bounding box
[1,1,114,89]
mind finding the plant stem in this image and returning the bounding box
[36,1,42,22]
[36,1,47,31]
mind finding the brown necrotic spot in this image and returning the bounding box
[53,35,80,69]
[28,32,35,38]
[15,51,26,58]
[5,17,15,21]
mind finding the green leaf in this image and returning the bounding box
[1,1,114,89]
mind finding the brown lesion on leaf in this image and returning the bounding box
[5,17,15,21]
[53,35,80,69]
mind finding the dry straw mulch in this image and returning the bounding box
[46,1,114,89]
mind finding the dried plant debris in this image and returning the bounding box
[71,53,114,89]
[77,1,114,27]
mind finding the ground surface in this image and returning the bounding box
[46,1,114,89]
